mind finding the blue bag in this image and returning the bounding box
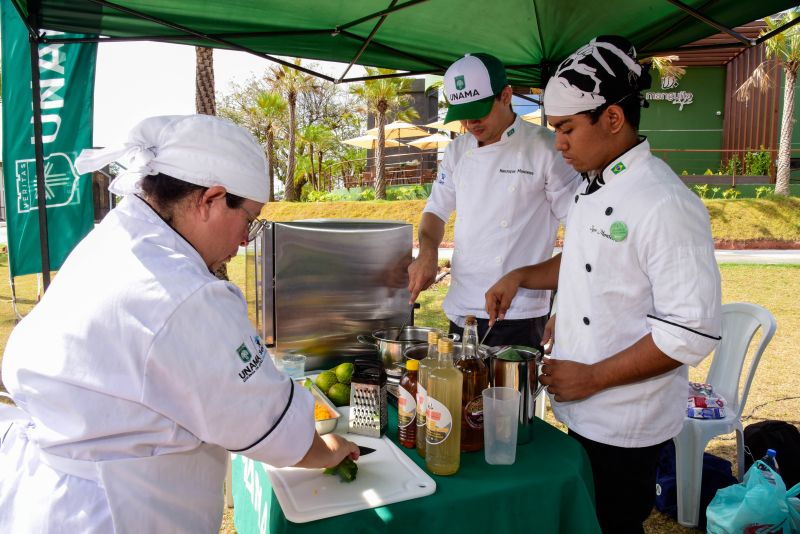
[707,460,800,533]
[655,440,737,528]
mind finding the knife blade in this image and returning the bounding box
[358,445,376,456]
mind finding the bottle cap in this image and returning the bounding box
[427,330,440,344]
[406,359,419,371]
[767,448,777,457]
[465,315,477,325]
[438,338,454,353]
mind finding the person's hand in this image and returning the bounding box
[320,433,360,468]
[407,251,438,303]
[541,315,556,354]
[485,271,522,325]
[538,357,600,402]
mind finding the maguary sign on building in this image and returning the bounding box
[645,74,694,111]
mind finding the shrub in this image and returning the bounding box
[720,154,742,176]
[386,185,428,201]
[744,147,772,176]
[693,184,709,199]
[722,187,742,200]
[755,186,774,199]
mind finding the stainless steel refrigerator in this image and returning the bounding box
[246,219,413,371]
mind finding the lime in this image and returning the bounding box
[302,378,313,391]
[315,371,338,394]
[327,383,351,407]
[334,362,354,385]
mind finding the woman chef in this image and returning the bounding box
[0,115,359,533]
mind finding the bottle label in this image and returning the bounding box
[398,387,416,428]
[426,397,453,445]
[416,385,427,427]
[464,396,484,429]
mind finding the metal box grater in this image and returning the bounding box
[348,359,388,437]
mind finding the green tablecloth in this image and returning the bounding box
[232,406,600,534]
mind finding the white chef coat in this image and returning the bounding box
[551,139,721,448]
[424,115,580,325]
[0,195,315,533]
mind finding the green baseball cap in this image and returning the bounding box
[443,53,508,123]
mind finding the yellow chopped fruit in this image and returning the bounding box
[314,401,334,421]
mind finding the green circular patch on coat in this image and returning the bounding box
[609,221,628,242]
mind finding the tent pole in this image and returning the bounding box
[28,30,52,290]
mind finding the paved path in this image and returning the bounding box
[2,224,797,264]
[420,248,800,265]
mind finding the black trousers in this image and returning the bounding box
[569,430,668,534]
[448,315,548,349]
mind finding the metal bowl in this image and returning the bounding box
[402,343,491,365]
[296,379,341,435]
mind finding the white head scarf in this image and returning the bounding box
[543,36,650,117]
[76,115,268,202]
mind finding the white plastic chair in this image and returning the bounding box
[673,302,777,527]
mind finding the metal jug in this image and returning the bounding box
[489,346,544,445]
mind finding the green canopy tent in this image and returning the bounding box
[9,0,800,284]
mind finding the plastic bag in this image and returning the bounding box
[788,483,800,532]
[706,460,800,533]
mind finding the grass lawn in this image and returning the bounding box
[262,197,800,245]
[1,256,798,533]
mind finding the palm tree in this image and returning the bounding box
[195,47,216,115]
[350,68,419,199]
[299,123,337,191]
[270,58,316,201]
[736,9,800,196]
[255,92,288,202]
[195,45,231,280]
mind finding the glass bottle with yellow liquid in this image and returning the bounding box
[425,337,463,476]
[456,315,487,452]
[415,330,440,458]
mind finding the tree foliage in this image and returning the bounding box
[349,68,419,199]
[736,9,800,196]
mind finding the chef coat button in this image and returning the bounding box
[585,263,592,272]
[583,317,590,325]
[509,185,516,192]
[605,207,613,215]
[500,220,508,228]
[574,195,579,203]
[495,256,502,263]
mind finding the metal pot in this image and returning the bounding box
[402,343,490,364]
[357,326,458,374]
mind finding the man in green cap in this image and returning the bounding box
[485,36,722,533]
[408,52,579,348]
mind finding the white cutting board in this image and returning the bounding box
[265,407,436,523]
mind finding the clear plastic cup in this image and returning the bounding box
[482,387,521,465]
[281,353,306,379]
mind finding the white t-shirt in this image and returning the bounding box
[1,195,314,531]
[424,115,580,325]
[551,139,722,448]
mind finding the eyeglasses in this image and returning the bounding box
[237,205,268,243]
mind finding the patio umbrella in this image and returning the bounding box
[425,120,466,134]
[521,110,542,125]
[407,133,453,151]
[342,134,404,149]
[365,121,430,140]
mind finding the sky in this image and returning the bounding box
[93,42,538,147]
[94,41,277,147]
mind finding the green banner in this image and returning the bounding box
[232,453,272,534]
[1,0,97,277]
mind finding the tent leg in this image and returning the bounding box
[28,29,52,290]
